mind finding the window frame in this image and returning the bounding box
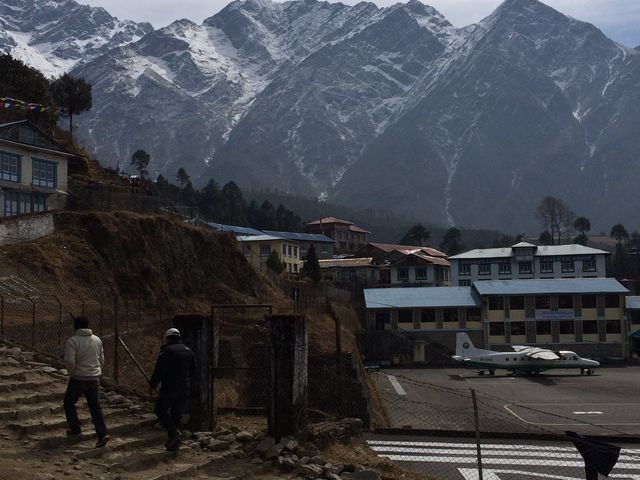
[518,262,533,274]
[539,260,554,274]
[478,263,492,276]
[0,151,21,183]
[458,263,470,276]
[31,158,57,189]
[498,263,511,275]
[561,260,575,273]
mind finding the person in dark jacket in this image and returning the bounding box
[149,328,196,451]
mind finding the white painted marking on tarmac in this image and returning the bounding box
[573,411,603,415]
[368,440,640,453]
[458,469,640,480]
[379,454,640,470]
[387,375,406,395]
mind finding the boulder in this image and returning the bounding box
[235,431,253,443]
[296,464,323,478]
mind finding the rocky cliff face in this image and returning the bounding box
[2,0,639,231]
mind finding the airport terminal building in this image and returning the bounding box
[364,277,629,360]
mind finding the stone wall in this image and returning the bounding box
[0,213,55,246]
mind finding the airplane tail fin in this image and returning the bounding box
[456,332,480,357]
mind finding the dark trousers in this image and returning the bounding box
[64,378,108,438]
[154,391,188,438]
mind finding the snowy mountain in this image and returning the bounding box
[0,0,152,76]
[2,0,640,231]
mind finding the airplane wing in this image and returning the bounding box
[511,346,560,361]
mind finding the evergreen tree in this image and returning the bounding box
[440,227,463,255]
[257,200,276,229]
[51,73,92,137]
[573,216,591,245]
[131,150,150,179]
[176,167,190,189]
[303,244,321,285]
[200,179,222,219]
[221,181,247,225]
[0,54,57,128]
[400,224,431,246]
[266,250,285,275]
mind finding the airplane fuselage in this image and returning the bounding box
[459,350,599,374]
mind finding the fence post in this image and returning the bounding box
[0,296,4,338]
[471,389,483,480]
[113,298,119,384]
[268,315,308,439]
[55,296,62,349]
[30,298,36,348]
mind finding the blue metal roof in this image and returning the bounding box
[364,287,481,309]
[627,296,640,310]
[202,222,264,236]
[473,278,628,296]
[263,230,335,243]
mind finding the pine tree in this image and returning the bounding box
[131,150,150,178]
[303,244,321,285]
[51,73,92,137]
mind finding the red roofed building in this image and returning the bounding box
[307,217,370,252]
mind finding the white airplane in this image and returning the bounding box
[452,333,600,376]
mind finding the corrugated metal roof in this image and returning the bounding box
[369,243,448,258]
[627,296,640,310]
[449,243,608,259]
[512,242,537,248]
[237,235,287,242]
[203,222,264,236]
[319,257,375,268]
[473,278,628,296]
[349,225,371,233]
[307,217,353,225]
[364,287,481,309]
[263,230,335,243]
[411,251,451,267]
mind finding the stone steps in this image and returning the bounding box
[0,379,57,393]
[0,390,65,408]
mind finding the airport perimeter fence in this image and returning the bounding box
[0,278,371,432]
[368,368,640,480]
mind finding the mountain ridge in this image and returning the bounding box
[2,0,639,232]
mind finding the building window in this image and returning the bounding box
[467,308,481,322]
[561,260,575,273]
[558,295,573,309]
[33,193,46,212]
[536,321,551,335]
[32,159,57,188]
[443,309,458,324]
[540,261,554,274]
[605,295,620,308]
[519,262,532,274]
[294,264,298,273]
[282,245,287,255]
[582,295,597,308]
[499,263,511,275]
[458,263,470,276]
[415,267,427,280]
[583,320,598,334]
[0,152,20,182]
[3,191,41,217]
[559,321,575,335]
[510,296,525,310]
[489,322,505,336]
[321,245,330,254]
[606,320,621,334]
[583,260,596,272]
[511,322,526,336]
[459,280,471,286]
[421,309,436,323]
[338,270,355,282]
[397,269,409,282]
[287,245,292,257]
[488,296,504,310]
[478,264,491,276]
[260,244,271,256]
[535,295,550,309]
[293,246,298,258]
[398,310,412,324]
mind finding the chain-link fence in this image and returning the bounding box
[367,368,640,480]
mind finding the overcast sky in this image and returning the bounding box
[83,0,640,47]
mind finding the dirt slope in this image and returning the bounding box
[0,211,285,308]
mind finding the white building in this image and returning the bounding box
[449,242,608,286]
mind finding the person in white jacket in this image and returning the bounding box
[63,316,109,448]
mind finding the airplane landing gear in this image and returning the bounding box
[587,369,593,376]
[580,368,594,375]
[478,370,485,375]
[489,370,495,375]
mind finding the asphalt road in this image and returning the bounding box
[370,367,640,436]
[365,433,640,480]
